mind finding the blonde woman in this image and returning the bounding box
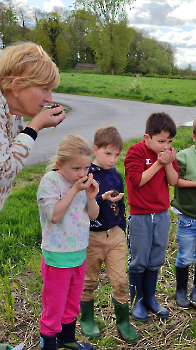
[0,41,65,210]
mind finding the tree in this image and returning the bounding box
[0,2,21,47]
[125,28,175,75]
[74,0,136,74]
[74,0,136,25]
[125,28,145,73]
[65,10,95,68]
[181,64,194,77]
[158,41,175,65]
[34,12,70,69]
[88,20,133,74]
[1,0,36,44]
[55,33,70,70]
[137,38,173,75]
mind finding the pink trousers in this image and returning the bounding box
[40,256,86,336]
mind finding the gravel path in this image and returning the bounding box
[26,93,196,166]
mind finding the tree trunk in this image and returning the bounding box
[110,66,115,75]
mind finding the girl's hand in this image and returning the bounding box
[85,176,99,200]
[72,173,98,196]
[102,190,124,202]
[27,105,65,132]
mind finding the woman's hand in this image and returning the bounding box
[27,105,65,132]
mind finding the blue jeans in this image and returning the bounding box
[176,214,196,267]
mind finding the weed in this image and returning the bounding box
[161,98,183,106]
[143,94,153,101]
[0,274,15,327]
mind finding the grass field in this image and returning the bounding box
[0,126,196,349]
[54,73,196,107]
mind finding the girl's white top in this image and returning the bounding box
[0,91,35,211]
[37,171,90,253]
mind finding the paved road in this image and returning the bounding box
[26,93,196,166]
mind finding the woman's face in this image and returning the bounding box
[9,85,52,117]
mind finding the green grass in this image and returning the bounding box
[54,73,196,107]
[0,126,196,348]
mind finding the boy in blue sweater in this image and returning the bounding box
[80,126,138,344]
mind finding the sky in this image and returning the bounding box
[20,0,196,69]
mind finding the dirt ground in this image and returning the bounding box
[1,264,196,350]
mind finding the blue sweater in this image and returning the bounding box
[89,163,126,232]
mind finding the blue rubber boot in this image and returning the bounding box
[56,319,93,350]
[190,267,196,306]
[129,269,148,322]
[176,266,191,308]
[143,269,169,318]
[190,285,196,305]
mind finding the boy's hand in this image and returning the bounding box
[102,190,124,202]
[169,148,176,162]
[157,149,176,165]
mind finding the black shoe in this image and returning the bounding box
[190,285,196,306]
[40,333,56,350]
[56,341,93,350]
[56,320,93,350]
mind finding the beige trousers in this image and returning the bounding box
[81,225,129,304]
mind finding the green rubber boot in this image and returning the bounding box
[112,297,138,343]
[80,300,100,339]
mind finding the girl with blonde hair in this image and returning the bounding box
[37,135,99,350]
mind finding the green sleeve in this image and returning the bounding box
[177,151,186,179]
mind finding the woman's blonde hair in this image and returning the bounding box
[0,41,60,93]
[47,135,92,172]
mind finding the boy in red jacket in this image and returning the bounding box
[124,112,179,321]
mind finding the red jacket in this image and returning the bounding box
[124,140,179,215]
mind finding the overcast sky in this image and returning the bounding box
[21,0,196,69]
